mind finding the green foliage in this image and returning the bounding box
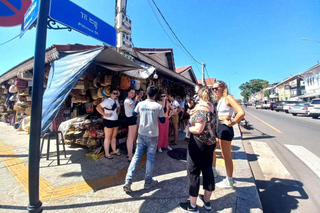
[239,79,269,100]
[263,89,270,97]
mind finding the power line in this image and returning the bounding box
[150,0,202,66]
[205,66,215,86]
[0,35,19,47]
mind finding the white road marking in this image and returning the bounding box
[250,140,293,180]
[285,144,320,178]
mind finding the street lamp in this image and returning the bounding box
[302,38,320,43]
[228,72,237,94]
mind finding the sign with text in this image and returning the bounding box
[49,0,116,46]
[20,0,39,37]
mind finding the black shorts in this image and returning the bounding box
[217,121,234,141]
[126,116,137,126]
[103,119,118,128]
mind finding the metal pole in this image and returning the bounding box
[202,61,205,86]
[27,0,50,212]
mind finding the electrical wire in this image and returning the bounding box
[0,35,19,47]
[205,66,215,86]
[150,0,202,66]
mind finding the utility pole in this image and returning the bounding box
[28,0,50,212]
[202,61,206,86]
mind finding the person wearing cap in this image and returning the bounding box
[124,87,139,162]
[96,88,121,159]
[123,86,165,192]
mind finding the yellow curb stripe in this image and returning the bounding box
[246,111,282,133]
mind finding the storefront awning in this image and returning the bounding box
[295,92,320,99]
[41,47,151,133]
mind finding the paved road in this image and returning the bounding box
[240,106,320,213]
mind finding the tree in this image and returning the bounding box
[239,79,269,100]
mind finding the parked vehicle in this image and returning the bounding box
[262,101,271,109]
[283,101,306,113]
[308,98,320,119]
[288,103,310,116]
[274,101,286,112]
[255,101,263,109]
[270,102,276,111]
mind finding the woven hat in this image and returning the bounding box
[90,89,98,100]
[97,87,103,98]
[93,76,101,88]
[104,86,111,96]
[9,85,18,93]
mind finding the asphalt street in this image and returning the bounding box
[240,106,320,213]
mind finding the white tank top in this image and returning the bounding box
[217,97,234,116]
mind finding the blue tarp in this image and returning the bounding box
[41,47,103,133]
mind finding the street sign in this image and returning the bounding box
[20,0,39,37]
[0,0,31,26]
[49,0,116,46]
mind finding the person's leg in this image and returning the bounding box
[125,134,147,183]
[145,136,158,183]
[104,127,113,157]
[212,139,221,167]
[220,139,233,177]
[173,123,178,142]
[111,126,119,153]
[127,124,137,160]
[202,144,215,201]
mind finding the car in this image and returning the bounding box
[308,98,320,119]
[263,102,273,109]
[270,102,276,111]
[283,101,306,113]
[288,103,310,116]
[274,101,286,112]
[255,102,263,109]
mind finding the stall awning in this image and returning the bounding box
[41,47,149,133]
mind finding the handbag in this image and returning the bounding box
[120,76,131,90]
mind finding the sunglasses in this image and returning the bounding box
[112,92,118,95]
[212,87,219,91]
[161,95,166,97]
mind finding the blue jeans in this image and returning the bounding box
[125,134,158,184]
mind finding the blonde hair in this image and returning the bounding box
[213,81,229,101]
[199,86,212,102]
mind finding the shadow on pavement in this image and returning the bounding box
[256,178,308,213]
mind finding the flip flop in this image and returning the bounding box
[105,155,113,159]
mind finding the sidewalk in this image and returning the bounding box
[0,122,262,213]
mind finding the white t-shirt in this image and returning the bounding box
[135,99,165,137]
[171,100,180,112]
[100,98,120,120]
[124,97,134,117]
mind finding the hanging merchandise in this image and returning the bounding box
[120,76,131,90]
[101,75,112,86]
[84,79,95,90]
[14,78,28,88]
[90,89,98,100]
[17,72,33,80]
[97,87,103,98]
[93,73,102,88]
[74,80,85,89]
[18,87,30,96]
[130,78,135,88]
[134,80,140,90]
[103,86,111,96]
[85,102,94,113]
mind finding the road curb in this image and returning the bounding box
[233,124,263,213]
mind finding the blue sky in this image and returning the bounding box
[1,0,319,99]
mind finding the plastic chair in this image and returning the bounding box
[40,131,67,165]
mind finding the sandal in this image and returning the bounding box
[170,140,177,145]
[105,155,113,159]
[111,149,121,156]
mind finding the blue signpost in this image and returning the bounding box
[20,0,40,37]
[49,0,116,46]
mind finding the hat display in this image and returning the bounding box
[90,89,98,100]
[97,87,103,98]
[9,85,18,93]
[104,86,111,96]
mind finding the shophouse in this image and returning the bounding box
[298,63,320,101]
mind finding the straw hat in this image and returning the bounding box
[93,76,101,88]
[104,86,111,96]
[90,89,98,100]
[97,87,103,98]
[9,85,18,93]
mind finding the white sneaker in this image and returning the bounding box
[166,146,173,151]
[216,178,234,189]
[158,148,162,153]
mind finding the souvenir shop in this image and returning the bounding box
[0,46,195,158]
